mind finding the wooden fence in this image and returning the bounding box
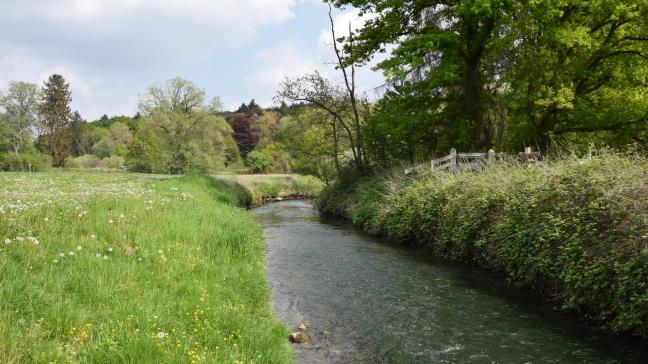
[405,147,541,175]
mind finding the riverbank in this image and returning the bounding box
[0,172,293,363]
[318,155,648,339]
[213,174,323,207]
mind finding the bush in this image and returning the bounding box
[319,155,648,337]
[67,154,101,169]
[67,155,125,170]
[0,152,50,171]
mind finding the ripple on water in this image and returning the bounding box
[253,200,648,364]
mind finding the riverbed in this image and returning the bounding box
[252,200,646,363]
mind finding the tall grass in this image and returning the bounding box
[0,172,292,363]
[319,154,648,337]
[213,174,323,206]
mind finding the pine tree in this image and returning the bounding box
[39,74,72,167]
[69,111,87,157]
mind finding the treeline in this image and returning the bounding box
[269,0,648,179]
[0,75,336,178]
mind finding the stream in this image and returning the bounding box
[252,200,647,363]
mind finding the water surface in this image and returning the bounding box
[253,200,646,363]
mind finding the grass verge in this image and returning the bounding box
[0,172,292,363]
[319,155,648,338]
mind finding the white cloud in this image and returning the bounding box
[240,41,318,106]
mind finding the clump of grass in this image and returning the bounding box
[319,154,648,337]
[0,172,292,363]
[214,174,323,206]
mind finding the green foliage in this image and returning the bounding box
[0,151,50,172]
[319,155,648,337]
[39,74,73,167]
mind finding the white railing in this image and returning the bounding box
[405,147,541,175]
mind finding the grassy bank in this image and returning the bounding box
[214,174,323,207]
[319,155,648,338]
[0,172,292,363]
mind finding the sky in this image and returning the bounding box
[0,0,385,120]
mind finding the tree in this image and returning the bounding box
[137,77,206,115]
[69,111,87,157]
[0,81,40,154]
[229,112,259,157]
[505,0,648,150]
[276,72,357,173]
[92,122,133,158]
[129,78,237,173]
[209,96,224,114]
[39,74,72,167]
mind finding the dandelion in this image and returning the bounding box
[108,247,113,252]
[103,255,109,260]
[96,253,102,258]
[4,239,10,244]
[77,245,82,251]
[158,249,163,254]
[160,255,167,263]
[53,259,59,263]
[68,252,75,256]
[90,235,96,239]
[44,217,49,222]
[156,332,166,339]
[108,219,113,224]
[59,252,65,257]
[119,214,125,219]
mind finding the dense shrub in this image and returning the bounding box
[0,152,50,171]
[67,155,125,170]
[319,155,648,337]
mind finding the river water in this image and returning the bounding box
[252,200,647,363]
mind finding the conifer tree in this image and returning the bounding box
[39,74,72,167]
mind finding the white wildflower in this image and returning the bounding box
[16,236,24,242]
[44,217,49,222]
[156,331,166,339]
[119,214,124,219]
[53,259,59,263]
[4,239,10,244]
[91,235,96,239]
[108,219,113,224]
[68,251,74,256]
[96,253,102,258]
[59,252,65,257]
[103,255,108,260]
[158,249,163,254]
[108,247,113,252]
[76,245,82,251]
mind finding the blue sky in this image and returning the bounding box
[0,0,385,120]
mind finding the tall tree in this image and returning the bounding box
[69,111,87,157]
[330,0,513,151]
[0,81,40,154]
[39,74,73,167]
[137,77,206,115]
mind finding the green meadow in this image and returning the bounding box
[0,172,293,363]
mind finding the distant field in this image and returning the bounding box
[0,172,292,363]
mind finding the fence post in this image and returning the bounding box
[450,148,457,171]
[430,157,435,171]
[488,149,495,163]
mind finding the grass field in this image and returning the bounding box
[0,172,293,363]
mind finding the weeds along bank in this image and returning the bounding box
[318,155,648,338]
[0,173,292,363]
[214,174,323,207]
